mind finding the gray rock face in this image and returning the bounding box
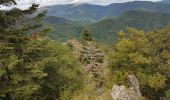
[111,85,131,100]
[111,75,142,100]
[128,75,141,100]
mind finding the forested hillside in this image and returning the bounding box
[44,1,170,24]
[87,10,170,43]
[44,16,84,41]
[0,1,83,100]
[45,10,170,43]
[1,0,170,100]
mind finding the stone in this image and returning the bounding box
[111,75,142,100]
[128,75,142,100]
[111,85,131,100]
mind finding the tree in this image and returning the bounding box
[81,29,93,43]
[78,31,109,99]
[34,40,83,100]
[109,27,170,99]
[0,1,48,99]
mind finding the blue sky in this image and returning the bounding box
[2,0,162,9]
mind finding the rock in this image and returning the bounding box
[111,85,131,100]
[111,75,142,100]
[128,75,142,100]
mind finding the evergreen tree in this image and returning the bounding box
[34,40,83,100]
[81,29,93,43]
[79,31,107,99]
[0,1,47,99]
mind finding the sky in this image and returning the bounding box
[1,0,162,9]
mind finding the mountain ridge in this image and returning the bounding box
[161,0,170,3]
[44,10,170,43]
[41,1,170,25]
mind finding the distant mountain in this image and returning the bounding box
[87,10,170,43]
[161,0,170,4]
[44,16,83,41]
[44,10,170,43]
[43,4,104,25]
[44,16,78,26]
[42,1,170,25]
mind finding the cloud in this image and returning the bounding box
[2,0,162,9]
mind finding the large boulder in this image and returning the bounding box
[111,75,142,100]
[111,85,130,100]
[128,75,142,100]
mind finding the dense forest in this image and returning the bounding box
[0,0,170,100]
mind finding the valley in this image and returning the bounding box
[1,0,170,100]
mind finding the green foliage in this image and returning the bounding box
[0,69,5,77]
[45,1,170,25]
[0,33,48,100]
[35,40,83,100]
[81,29,93,43]
[45,10,170,43]
[44,16,83,41]
[148,73,167,91]
[0,1,84,100]
[109,27,170,99]
[78,36,109,99]
[165,90,170,100]
[87,10,170,43]
[1,1,170,100]
[0,1,48,99]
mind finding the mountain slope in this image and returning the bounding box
[44,16,83,41]
[87,10,170,43]
[44,10,170,43]
[44,16,78,25]
[44,4,104,25]
[161,0,170,4]
[43,1,170,24]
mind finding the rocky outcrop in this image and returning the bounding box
[128,75,141,100]
[111,75,142,100]
[111,85,131,100]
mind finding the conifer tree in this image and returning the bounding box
[80,30,106,99]
[81,29,93,43]
[0,1,48,99]
[35,40,83,100]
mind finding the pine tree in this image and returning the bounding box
[81,29,93,43]
[0,1,48,99]
[35,40,83,100]
[80,31,106,99]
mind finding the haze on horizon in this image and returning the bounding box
[2,0,162,9]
